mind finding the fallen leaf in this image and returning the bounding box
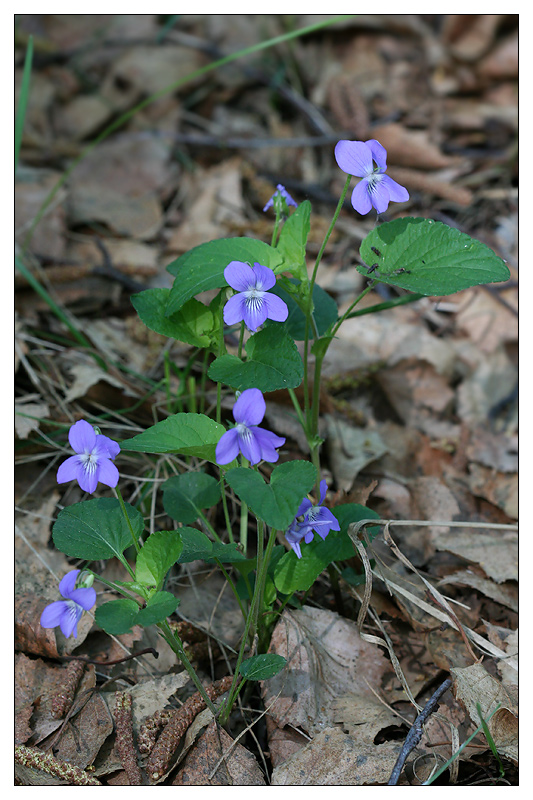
[325,415,388,492]
[172,721,266,785]
[467,464,517,519]
[262,607,389,737]
[452,663,518,763]
[271,726,402,786]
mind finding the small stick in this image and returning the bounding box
[387,677,452,785]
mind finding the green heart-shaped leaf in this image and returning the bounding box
[52,498,143,561]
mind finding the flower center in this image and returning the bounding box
[366,172,384,194]
[236,423,252,441]
[79,450,99,475]
[245,288,265,310]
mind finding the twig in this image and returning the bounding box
[387,678,453,786]
[60,647,158,666]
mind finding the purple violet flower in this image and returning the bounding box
[263,183,298,213]
[40,570,97,639]
[223,261,288,333]
[334,139,409,215]
[285,480,340,559]
[216,388,285,466]
[57,419,120,494]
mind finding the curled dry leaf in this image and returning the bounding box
[172,721,266,786]
[452,663,518,763]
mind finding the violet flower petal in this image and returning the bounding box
[251,262,277,291]
[60,603,82,638]
[95,458,120,489]
[59,569,80,597]
[238,427,262,465]
[350,180,373,215]
[334,140,373,177]
[252,427,285,463]
[224,260,256,292]
[243,296,268,332]
[68,419,96,453]
[69,587,97,610]
[381,174,410,203]
[216,428,241,465]
[233,388,265,426]
[365,139,388,171]
[95,435,120,459]
[40,600,67,629]
[76,462,99,495]
[369,179,391,214]
[262,292,289,323]
[56,455,82,485]
[223,293,247,327]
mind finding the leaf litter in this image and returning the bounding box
[15,13,517,786]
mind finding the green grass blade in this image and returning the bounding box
[15,35,33,173]
[22,15,355,251]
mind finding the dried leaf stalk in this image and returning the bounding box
[50,659,86,719]
[114,692,142,786]
[146,676,233,783]
[15,744,101,786]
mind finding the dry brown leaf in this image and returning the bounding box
[271,726,402,786]
[68,184,163,240]
[439,568,518,613]
[262,607,389,737]
[433,528,517,583]
[456,288,518,354]
[456,345,517,427]
[442,15,506,61]
[15,400,50,439]
[478,31,518,79]
[63,362,126,403]
[467,464,517,519]
[325,415,388,492]
[15,168,67,258]
[452,663,518,763]
[172,721,265,785]
[466,427,517,473]
[53,692,114,769]
[331,694,402,743]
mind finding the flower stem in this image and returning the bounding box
[157,620,218,715]
[114,487,141,555]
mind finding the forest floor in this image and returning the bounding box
[15,14,518,787]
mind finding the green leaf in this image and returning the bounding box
[268,281,338,340]
[137,591,179,626]
[208,326,303,392]
[119,413,226,463]
[276,200,311,279]
[166,237,282,315]
[95,599,140,635]
[273,504,380,594]
[52,498,143,561]
[135,530,183,587]
[239,653,287,681]
[225,460,316,530]
[208,541,247,563]
[131,289,215,347]
[359,217,510,296]
[161,472,221,524]
[178,527,215,562]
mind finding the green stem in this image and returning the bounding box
[197,509,223,545]
[157,620,218,715]
[214,559,247,623]
[114,487,141,555]
[331,280,378,337]
[240,500,249,555]
[219,471,234,543]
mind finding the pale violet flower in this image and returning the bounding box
[263,183,298,213]
[216,388,285,466]
[335,139,409,215]
[285,480,340,559]
[223,261,288,333]
[57,419,120,494]
[40,570,97,639]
